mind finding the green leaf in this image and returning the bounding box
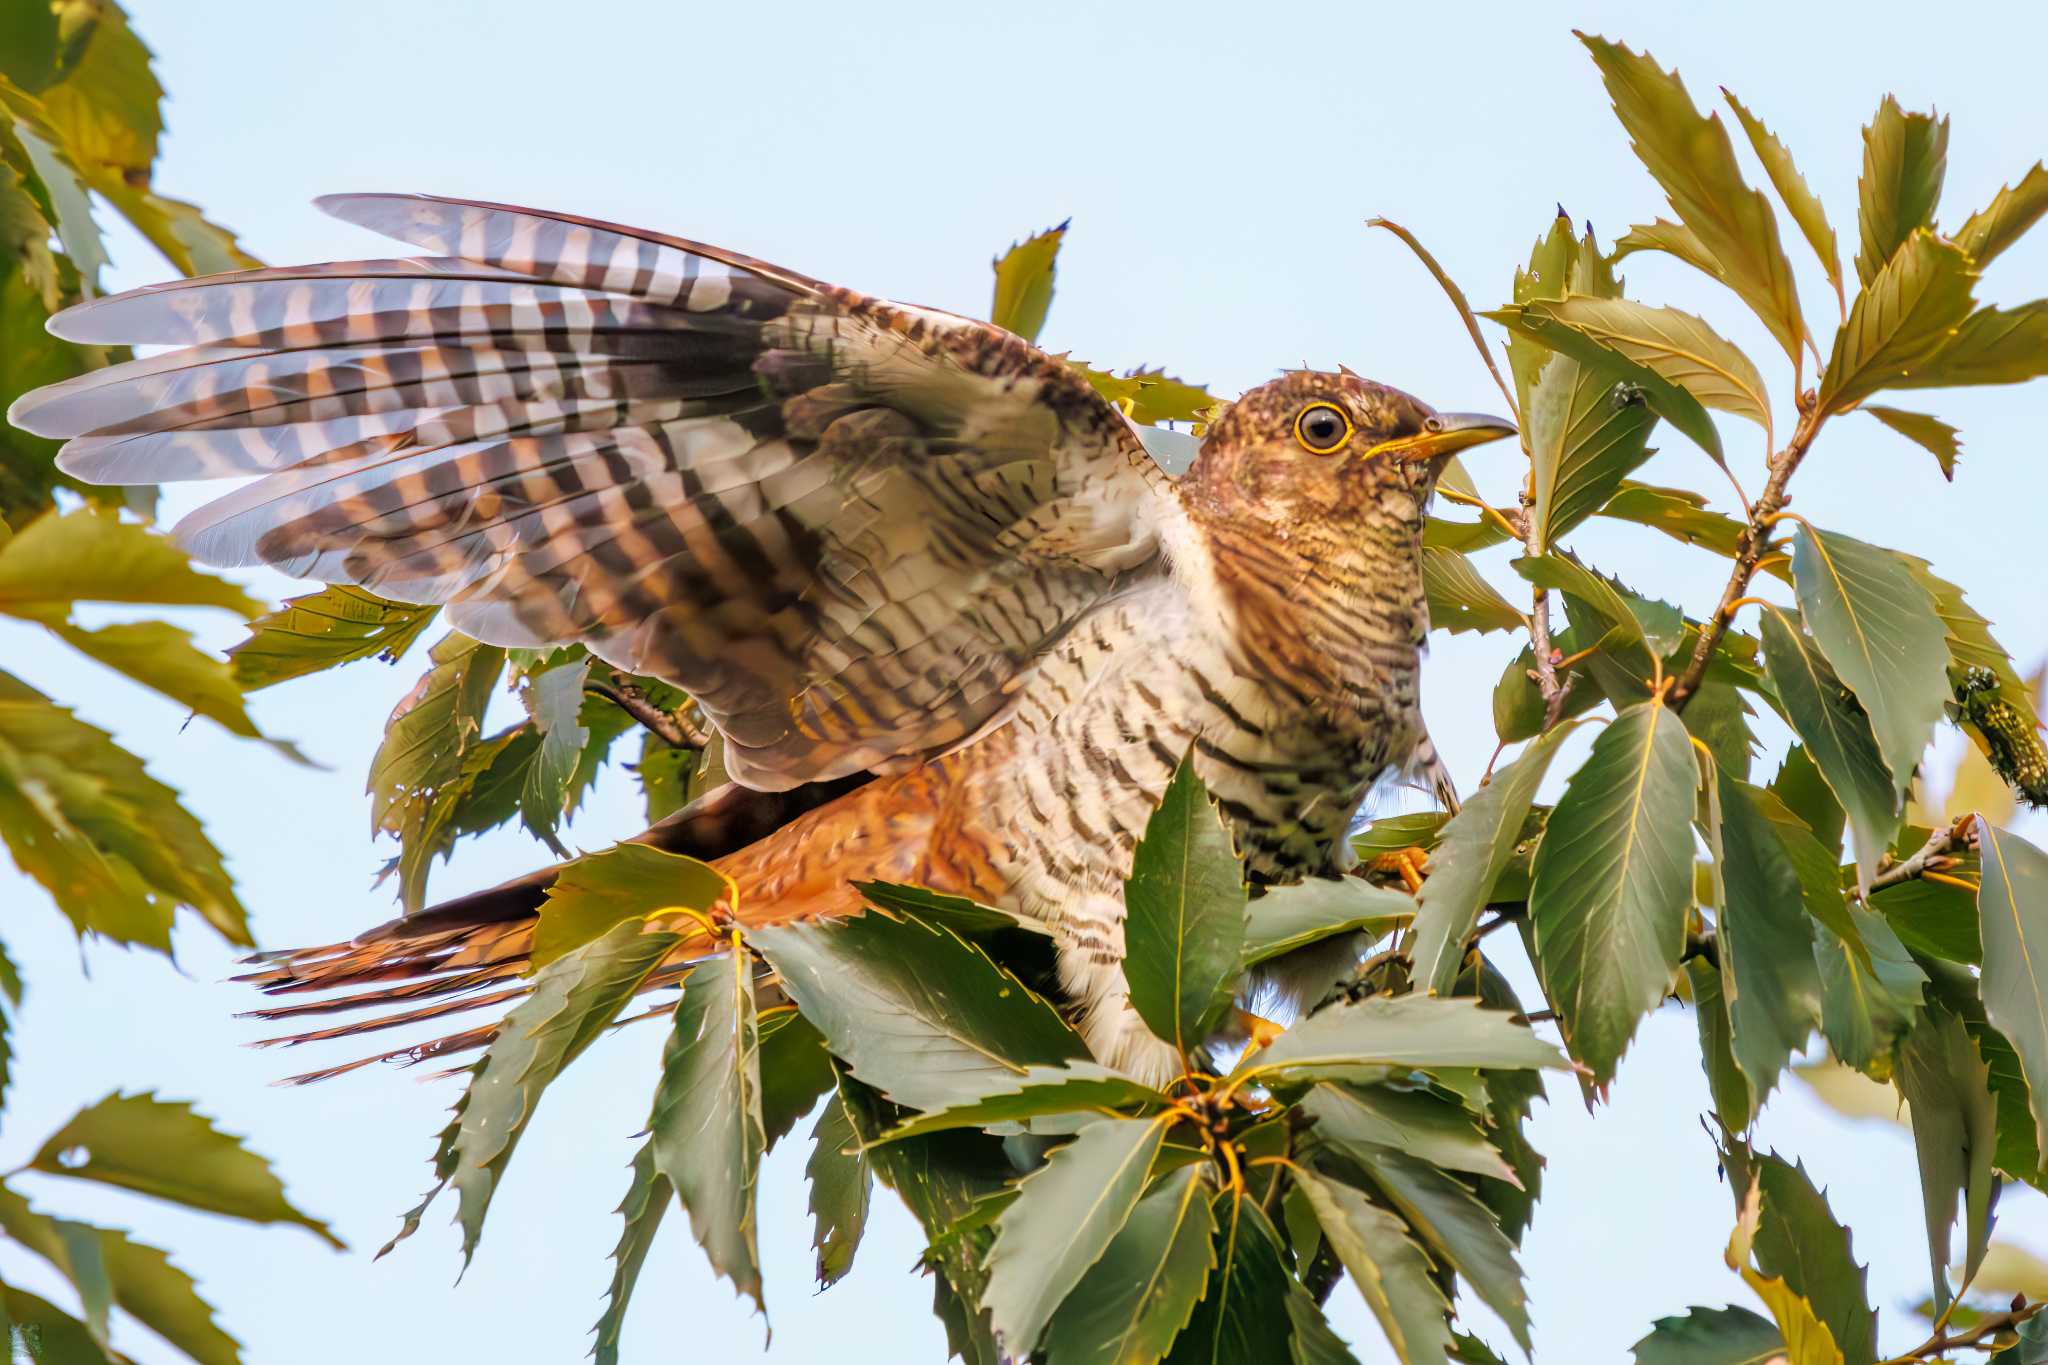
[1231,995,1566,1088]
[855,881,1041,938]
[591,1140,668,1365]
[0,1281,119,1365]
[518,656,589,850]
[1894,1003,1997,1314]
[1123,753,1247,1054]
[989,222,1064,343]
[1612,219,1725,281]
[1422,547,1522,636]
[1816,905,1926,1072]
[1300,1083,1517,1183]
[1412,723,1579,994]
[1893,299,2048,390]
[1529,699,1698,1087]
[1577,34,1806,364]
[1920,958,2047,1189]
[751,911,1085,1113]
[1817,231,1977,415]
[1486,302,1723,466]
[1721,1145,1877,1365]
[47,617,294,757]
[1598,484,1785,578]
[0,1186,239,1365]
[527,845,732,974]
[30,1092,337,1248]
[1955,161,2048,268]
[1632,1306,1786,1365]
[1723,90,1843,307]
[1791,528,1950,835]
[1345,1144,1529,1352]
[1862,406,1960,479]
[1296,1169,1452,1365]
[1287,1283,1364,1365]
[804,1090,868,1289]
[1074,364,1218,427]
[983,1114,1170,1357]
[1166,1193,1295,1365]
[1977,821,2048,1165]
[1772,744,1845,853]
[1241,876,1407,967]
[1515,553,1682,662]
[752,1005,833,1151]
[1689,958,1754,1132]
[94,183,255,278]
[0,509,259,616]
[1042,1162,1214,1365]
[1715,775,1825,1114]
[1854,98,1949,287]
[1515,305,1659,549]
[228,585,438,689]
[875,1062,1170,1143]
[0,671,247,947]
[1534,295,1769,432]
[1899,556,2042,736]
[446,925,676,1264]
[1758,608,1899,885]
[34,2,161,179]
[647,954,766,1312]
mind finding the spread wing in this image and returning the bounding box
[13,194,1175,789]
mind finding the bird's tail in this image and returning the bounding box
[236,773,888,1083]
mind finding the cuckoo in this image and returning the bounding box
[11,195,1513,1084]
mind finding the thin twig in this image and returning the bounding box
[1669,400,1830,712]
[586,672,709,749]
[1867,819,1981,896]
[1879,1299,2043,1364]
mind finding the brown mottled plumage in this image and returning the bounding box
[10,195,1512,1083]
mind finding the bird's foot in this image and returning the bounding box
[1368,845,1432,893]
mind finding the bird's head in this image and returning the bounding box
[1180,370,1514,530]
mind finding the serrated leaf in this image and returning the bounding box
[0,1185,239,1365]
[989,222,1064,343]
[1632,1304,1785,1365]
[1863,406,1960,479]
[367,630,504,835]
[1977,821,2048,1167]
[1724,90,1843,308]
[1899,556,2041,735]
[1612,219,1725,281]
[1124,753,1247,1054]
[1955,162,2048,268]
[1758,608,1899,886]
[805,1090,868,1289]
[1513,553,1680,661]
[855,880,1044,939]
[1487,301,1723,466]
[1715,775,1825,1116]
[1720,1145,1877,1365]
[1301,1083,1517,1184]
[0,667,248,946]
[751,911,1085,1113]
[752,1005,833,1152]
[1422,547,1522,635]
[1346,1144,1529,1351]
[1165,1193,1295,1365]
[0,1281,118,1365]
[1817,231,1977,415]
[446,925,677,1263]
[1921,958,2048,1190]
[1894,299,2048,390]
[875,1062,1170,1143]
[528,843,737,970]
[1854,98,1949,288]
[1413,723,1579,995]
[1689,958,1754,1131]
[1231,995,1566,1088]
[1578,34,1806,364]
[984,1114,1170,1357]
[96,183,255,278]
[1894,1003,1997,1314]
[1529,699,1698,1086]
[1791,528,1949,841]
[647,953,766,1312]
[591,1140,668,1365]
[1297,1169,1452,1365]
[518,656,592,851]
[1533,294,1770,432]
[1042,1162,1214,1365]
[226,586,439,690]
[1288,1282,1363,1365]
[0,508,258,616]
[30,1092,336,1248]
[1240,876,1407,967]
[1817,904,1926,1072]
[1598,483,1782,579]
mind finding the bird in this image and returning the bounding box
[9,194,1514,1086]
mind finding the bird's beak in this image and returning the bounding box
[1365,412,1519,464]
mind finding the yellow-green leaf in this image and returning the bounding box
[1535,294,1770,432]
[1611,218,1725,281]
[228,584,439,689]
[1422,546,1522,636]
[1816,231,1977,415]
[1976,821,2048,1167]
[528,841,733,970]
[1862,405,1960,479]
[0,508,259,616]
[1724,89,1844,308]
[1578,34,1806,364]
[989,222,1065,344]
[1954,162,2048,268]
[1892,300,2048,390]
[1854,98,1949,287]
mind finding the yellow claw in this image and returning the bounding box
[1235,1008,1286,1051]
[1369,845,1431,893]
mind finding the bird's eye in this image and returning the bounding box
[1293,402,1353,455]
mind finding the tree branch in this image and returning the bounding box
[1868,818,1980,896]
[585,671,709,750]
[1668,398,1829,712]
[1879,1298,2042,1363]
[1519,486,1570,728]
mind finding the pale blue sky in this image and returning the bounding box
[5,3,2047,1362]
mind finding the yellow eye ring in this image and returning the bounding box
[1293,402,1354,455]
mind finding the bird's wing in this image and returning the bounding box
[13,194,1176,790]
